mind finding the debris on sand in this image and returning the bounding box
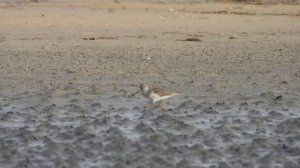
[180,37,201,42]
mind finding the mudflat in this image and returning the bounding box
[0,1,300,168]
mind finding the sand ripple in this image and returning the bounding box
[0,89,300,168]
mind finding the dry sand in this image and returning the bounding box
[0,1,300,168]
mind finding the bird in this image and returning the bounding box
[132,84,180,112]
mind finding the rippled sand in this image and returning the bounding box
[1,87,300,167]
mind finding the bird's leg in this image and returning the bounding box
[160,100,165,112]
[144,104,153,111]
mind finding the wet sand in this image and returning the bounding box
[0,1,300,168]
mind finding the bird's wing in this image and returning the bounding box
[152,87,173,97]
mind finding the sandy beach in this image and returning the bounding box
[0,1,300,167]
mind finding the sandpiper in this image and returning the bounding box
[132,84,179,112]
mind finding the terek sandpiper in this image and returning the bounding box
[132,84,179,112]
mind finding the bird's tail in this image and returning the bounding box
[172,93,181,96]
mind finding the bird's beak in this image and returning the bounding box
[131,89,141,96]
